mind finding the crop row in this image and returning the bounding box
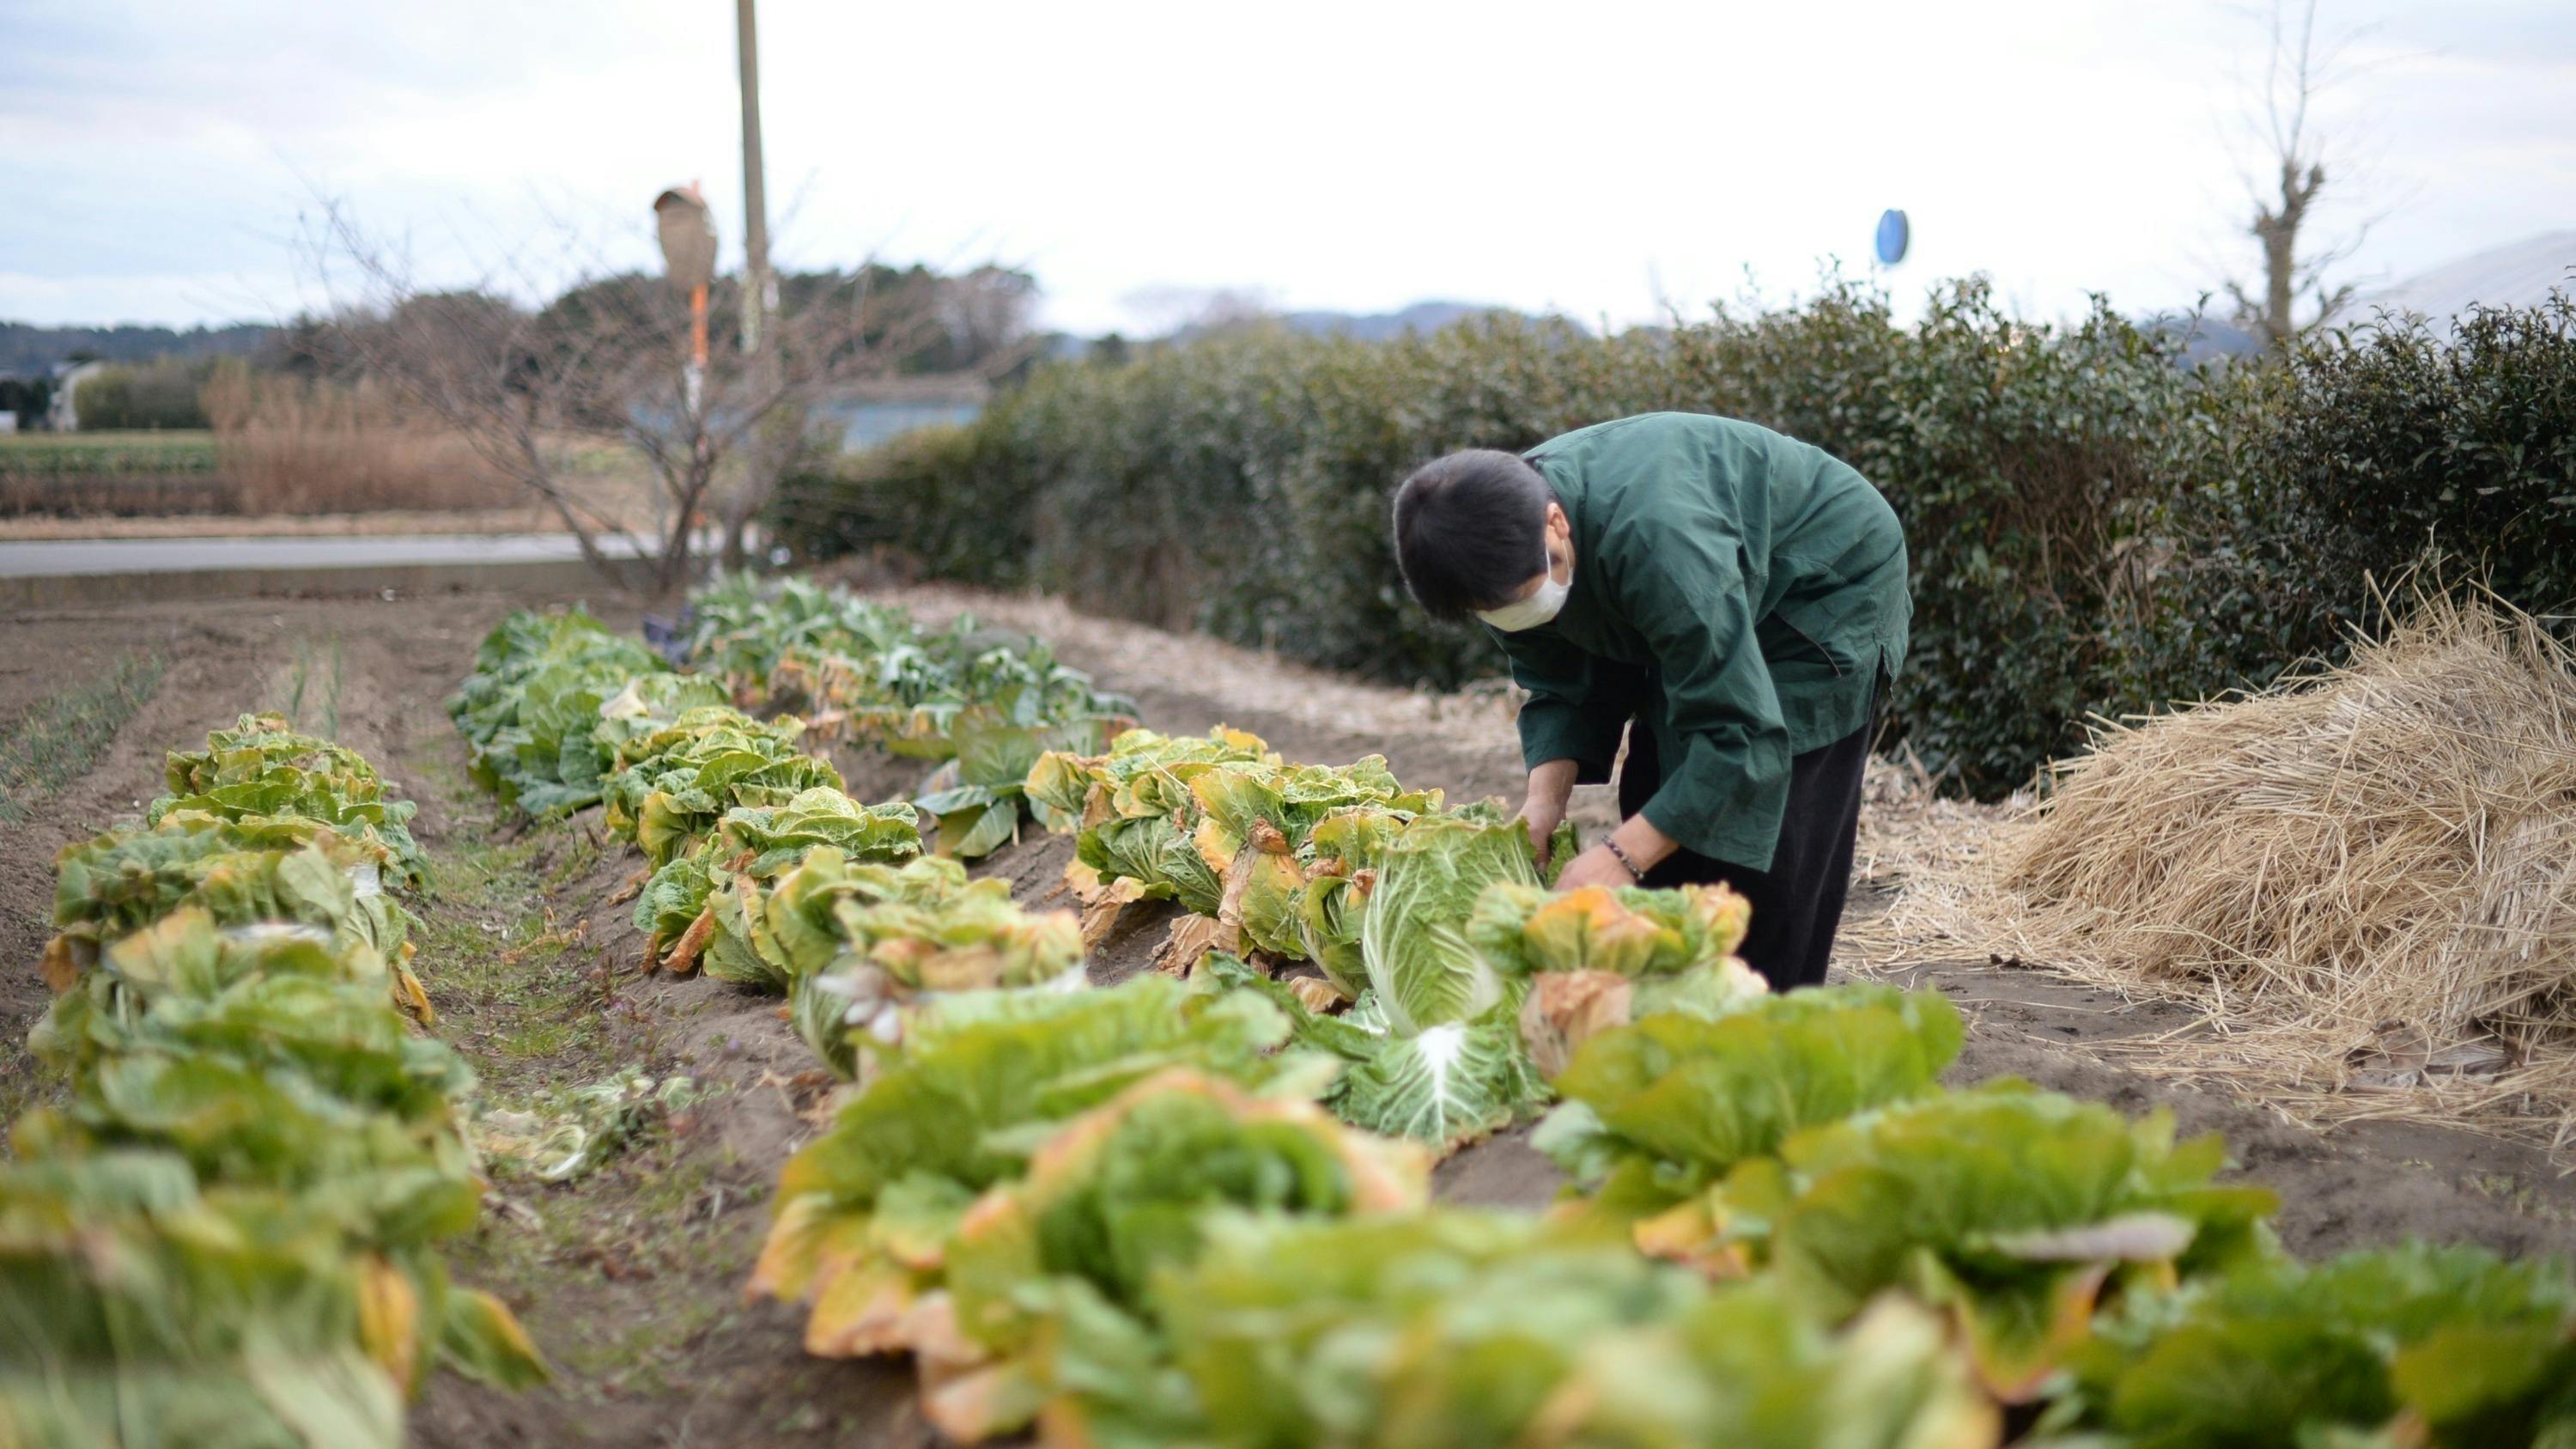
[4,714,545,1446]
[0,430,222,478]
[453,578,2576,1449]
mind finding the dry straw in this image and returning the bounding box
[1844,594,2576,1151]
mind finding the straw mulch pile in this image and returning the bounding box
[1844,598,2576,1150]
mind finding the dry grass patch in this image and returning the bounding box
[1845,597,2576,1151]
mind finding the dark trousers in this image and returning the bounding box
[1616,712,1873,992]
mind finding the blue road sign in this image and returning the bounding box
[1874,209,1910,266]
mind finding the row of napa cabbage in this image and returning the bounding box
[447,600,1093,1076]
[682,575,1136,860]
[453,581,1132,856]
[1027,722,1760,1148]
[763,754,2576,1446]
[4,713,547,1448]
[454,584,2576,1447]
[445,592,1976,1443]
[762,936,2576,1448]
[974,721,2576,1445]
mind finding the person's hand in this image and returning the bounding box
[1552,843,1636,892]
[1517,793,1567,868]
[1516,759,1579,868]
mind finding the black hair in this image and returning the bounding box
[1390,449,1555,620]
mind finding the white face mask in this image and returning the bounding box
[1475,545,1570,632]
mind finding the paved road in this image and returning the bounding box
[0,532,649,578]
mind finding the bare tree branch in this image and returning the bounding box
[2224,0,2381,351]
[295,198,1018,597]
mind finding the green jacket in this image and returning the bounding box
[1498,412,1910,871]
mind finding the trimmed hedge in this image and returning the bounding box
[778,283,2576,799]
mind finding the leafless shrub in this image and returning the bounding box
[302,200,1016,596]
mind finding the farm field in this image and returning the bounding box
[0,427,656,533]
[0,429,220,473]
[5,583,2574,1447]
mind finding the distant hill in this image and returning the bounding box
[1272,301,1501,341]
[2142,311,2262,367]
[2342,231,2576,329]
[1048,300,1517,362]
[0,320,274,376]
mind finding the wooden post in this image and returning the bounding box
[689,280,709,468]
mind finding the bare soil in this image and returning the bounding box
[3,583,2571,1448]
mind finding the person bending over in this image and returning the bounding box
[1391,411,1910,990]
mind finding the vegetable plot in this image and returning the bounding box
[6,721,543,1447]
[430,580,2576,1449]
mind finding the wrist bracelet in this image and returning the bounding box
[1602,837,1648,884]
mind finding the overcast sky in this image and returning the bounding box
[3,0,2570,336]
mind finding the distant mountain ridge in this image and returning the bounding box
[0,320,274,376]
[2344,231,2576,328]
[1271,300,1499,341]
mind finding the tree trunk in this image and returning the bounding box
[721,494,753,574]
[655,524,694,604]
[2251,159,2324,353]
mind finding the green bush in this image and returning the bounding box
[778,283,2576,799]
[72,360,212,430]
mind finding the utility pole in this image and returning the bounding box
[737,0,772,358]
[731,0,778,571]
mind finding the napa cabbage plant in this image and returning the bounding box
[1,1149,411,1448]
[911,709,1116,861]
[1536,983,1968,1212]
[918,1070,1429,1441]
[767,849,1085,1076]
[598,705,845,865]
[23,910,482,1250]
[448,608,665,785]
[2041,1242,2576,1448]
[1194,813,1572,1152]
[632,788,921,970]
[151,713,428,888]
[1203,953,1541,1155]
[45,819,429,1020]
[15,910,546,1398]
[1467,881,1766,1072]
[1039,1208,1997,1449]
[748,977,1332,1364]
[503,667,729,817]
[1036,728,1280,915]
[1035,729,1457,959]
[1647,1080,2279,1398]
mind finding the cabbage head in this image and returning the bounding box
[1357,815,1540,1035]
